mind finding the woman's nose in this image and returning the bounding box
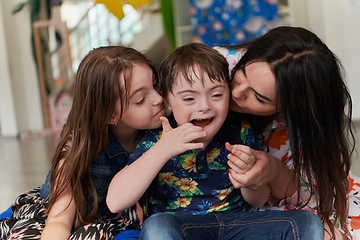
[232,82,248,100]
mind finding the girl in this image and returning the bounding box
[216,26,355,239]
[1,46,165,240]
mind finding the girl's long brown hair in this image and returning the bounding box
[47,46,158,228]
[231,27,355,239]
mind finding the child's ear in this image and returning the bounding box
[109,115,119,126]
[163,98,171,111]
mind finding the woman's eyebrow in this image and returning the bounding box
[243,64,273,103]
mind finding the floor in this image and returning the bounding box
[0,135,58,211]
[1,123,360,212]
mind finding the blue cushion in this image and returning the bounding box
[0,205,12,219]
[113,229,140,240]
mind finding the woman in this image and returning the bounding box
[216,26,355,239]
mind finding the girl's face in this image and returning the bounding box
[114,64,165,130]
[230,62,279,116]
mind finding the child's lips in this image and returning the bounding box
[191,117,213,128]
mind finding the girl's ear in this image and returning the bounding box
[109,114,119,126]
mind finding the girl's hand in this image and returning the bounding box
[159,117,206,158]
[226,142,256,174]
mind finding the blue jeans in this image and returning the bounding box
[139,210,323,240]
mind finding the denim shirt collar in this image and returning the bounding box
[105,128,129,158]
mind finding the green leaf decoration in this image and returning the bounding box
[150,198,163,205]
[179,188,203,197]
[208,160,227,170]
[12,2,28,14]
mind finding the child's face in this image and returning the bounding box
[166,66,230,147]
[116,64,165,130]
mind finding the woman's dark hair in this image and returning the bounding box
[159,42,229,99]
[232,26,355,239]
[47,46,158,228]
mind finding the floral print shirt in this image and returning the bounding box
[127,113,260,215]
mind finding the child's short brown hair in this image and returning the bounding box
[159,43,229,99]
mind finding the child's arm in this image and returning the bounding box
[226,142,270,208]
[41,185,76,240]
[226,142,256,174]
[107,117,206,213]
[240,185,271,208]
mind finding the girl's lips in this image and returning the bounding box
[155,107,165,117]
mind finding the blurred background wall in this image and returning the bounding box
[0,0,360,137]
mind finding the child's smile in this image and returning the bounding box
[166,66,230,148]
[190,117,213,128]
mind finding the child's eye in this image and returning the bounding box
[212,93,223,98]
[136,97,145,105]
[183,97,194,102]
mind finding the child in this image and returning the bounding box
[0,46,165,240]
[106,44,324,239]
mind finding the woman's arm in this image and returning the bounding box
[107,117,206,213]
[41,186,76,240]
[228,150,297,200]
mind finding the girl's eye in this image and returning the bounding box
[136,97,145,105]
[255,94,265,103]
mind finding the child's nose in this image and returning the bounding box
[198,97,211,112]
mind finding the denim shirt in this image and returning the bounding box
[40,128,130,216]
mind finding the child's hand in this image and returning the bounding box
[225,142,256,174]
[159,117,206,157]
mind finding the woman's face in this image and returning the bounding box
[230,62,279,116]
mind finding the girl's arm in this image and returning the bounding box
[41,185,76,240]
[107,117,206,214]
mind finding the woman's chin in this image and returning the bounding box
[230,102,246,113]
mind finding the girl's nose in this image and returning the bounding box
[153,91,163,105]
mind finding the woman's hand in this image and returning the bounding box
[227,149,296,200]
